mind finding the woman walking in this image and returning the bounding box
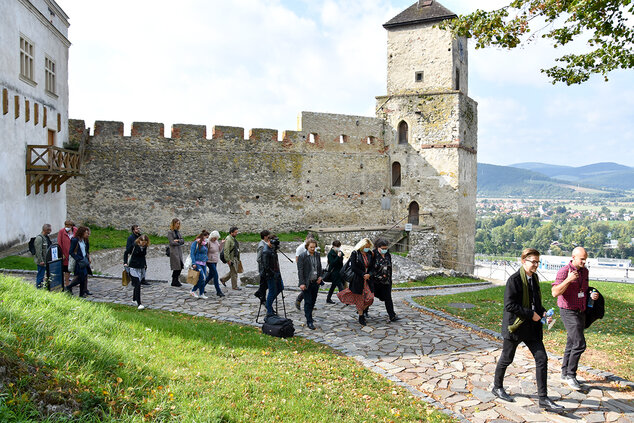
[338,238,375,326]
[190,230,210,299]
[325,240,344,304]
[205,231,225,297]
[297,239,323,330]
[370,239,400,322]
[168,218,185,287]
[66,226,92,297]
[124,235,149,310]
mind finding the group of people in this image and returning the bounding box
[32,220,93,297]
[492,246,602,411]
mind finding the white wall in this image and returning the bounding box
[0,0,70,249]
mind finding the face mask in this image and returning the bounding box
[363,248,371,253]
[379,248,388,254]
[333,247,339,252]
[65,227,71,232]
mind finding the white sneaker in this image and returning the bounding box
[200,294,208,299]
[137,304,145,310]
[190,291,199,298]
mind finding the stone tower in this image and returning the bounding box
[376,0,478,272]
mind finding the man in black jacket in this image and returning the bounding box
[261,235,283,317]
[492,248,563,411]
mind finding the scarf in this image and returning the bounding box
[508,266,537,333]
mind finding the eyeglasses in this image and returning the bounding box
[525,259,540,265]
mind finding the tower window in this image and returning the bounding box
[415,71,423,82]
[408,201,420,225]
[398,121,408,145]
[392,162,401,187]
[455,68,460,91]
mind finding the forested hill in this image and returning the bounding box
[510,162,634,191]
[477,163,580,197]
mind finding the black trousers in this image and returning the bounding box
[494,337,548,398]
[171,269,181,285]
[373,283,396,319]
[326,278,343,300]
[67,273,87,295]
[560,308,587,377]
[255,276,268,300]
[302,283,319,324]
[131,276,142,305]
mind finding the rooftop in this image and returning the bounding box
[383,0,457,29]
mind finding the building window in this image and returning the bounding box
[398,121,408,145]
[20,36,35,83]
[392,162,401,187]
[45,57,57,95]
[455,67,460,91]
[339,134,348,144]
[415,71,423,82]
[408,201,420,226]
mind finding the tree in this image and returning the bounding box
[440,0,634,85]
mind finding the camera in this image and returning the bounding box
[270,236,280,250]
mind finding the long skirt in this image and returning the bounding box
[337,280,374,314]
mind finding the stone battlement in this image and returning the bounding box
[72,111,390,151]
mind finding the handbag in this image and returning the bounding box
[341,259,354,284]
[187,267,200,284]
[122,269,131,286]
[237,260,244,274]
[165,246,170,257]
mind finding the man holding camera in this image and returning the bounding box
[261,235,283,317]
[255,230,271,304]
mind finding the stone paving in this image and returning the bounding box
[70,270,634,423]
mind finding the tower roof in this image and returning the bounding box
[383,1,457,29]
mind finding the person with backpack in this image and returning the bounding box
[124,235,150,310]
[325,240,344,304]
[220,227,242,291]
[57,220,77,288]
[32,224,52,289]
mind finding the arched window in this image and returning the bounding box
[391,162,401,187]
[398,121,408,144]
[408,201,420,225]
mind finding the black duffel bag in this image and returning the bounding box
[262,315,295,338]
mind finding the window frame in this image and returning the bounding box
[19,35,36,85]
[45,56,57,96]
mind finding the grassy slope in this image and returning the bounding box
[414,280,634,381]
[0,275,452,423]
[394,275,486,288]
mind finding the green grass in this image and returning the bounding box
[0,275,452,423]
[413,281,634,381]
[87,225,308,251]
[0,256,37,270]
[394,275,486,288]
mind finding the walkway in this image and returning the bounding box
[75,274,634,423]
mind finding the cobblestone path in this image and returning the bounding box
[74,276,633,423]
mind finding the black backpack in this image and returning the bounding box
[28,236,38,255]
[219,249,227,264]
[262,315,295,338]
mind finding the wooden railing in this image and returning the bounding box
[25,145,82,195]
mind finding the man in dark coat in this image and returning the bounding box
[492,248,563,411]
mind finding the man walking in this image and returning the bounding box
[33,224,52,289]
[492,248,562,410]
[552,246,599,390]
[220,226,241,290]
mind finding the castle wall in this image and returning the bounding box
[66,113,404,237]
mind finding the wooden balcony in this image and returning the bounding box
[25,145,83,195]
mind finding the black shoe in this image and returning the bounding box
[141,281,150,285]
[295,300,301,311]
[217,292,225,298]
[171,282,182,287]
[389,315,401,322]
[79,293,88,298]
[307,322,315,330]
[359,315,366,326]
[539,397,564,411]
[326,298,335,304]
[85,291,93,296]
[363,309,369,318]
[491,387,514,402]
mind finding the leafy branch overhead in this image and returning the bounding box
[439,0,634,85]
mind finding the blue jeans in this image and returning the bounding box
[205,262,222,295]
[192,264,207,295]
[36,265,46,288]
[266,274,283,315]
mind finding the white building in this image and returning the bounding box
[0,0,74,250]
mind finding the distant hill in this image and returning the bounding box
[477,163,623,198]
[510,162,634,190]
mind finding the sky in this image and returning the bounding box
[59,0,634,168]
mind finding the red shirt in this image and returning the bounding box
[553,261,589,311]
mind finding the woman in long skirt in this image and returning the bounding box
[338,238,374,326]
